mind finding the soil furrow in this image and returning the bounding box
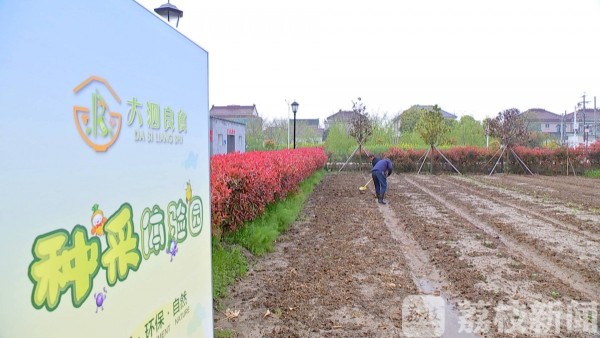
[389,175,596,337]
[520,175,600,198]
[404,175,600,303]
[215,173,599,337]
[472,175,600,210]
[454,175,600,233]
[412,175,600,283]
[377,198,478,337]
[440,176,600,243]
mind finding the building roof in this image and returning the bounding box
[325,110,363,124]
[393,105,457,122]
[522,108,562,122]
[289,118,320,127]
[210,116,246,126]
[210,104,259,118]
[417,105,456,119]
[564,109,600,123]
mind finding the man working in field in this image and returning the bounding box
[371,157,393,204]
[367,153,380,167]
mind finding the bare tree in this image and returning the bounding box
[245,118,265,150]
[297,123,319,144]
[264,118,288,147]
[487,108,533,174]
[348,97,373,169]
[488,108,529,147]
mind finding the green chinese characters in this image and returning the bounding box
[28,196,202,311]
[101,203,142,286]
[28,195,203,311]
[28,204,142,310]
[28,225,101,311]
[139,195,203,260]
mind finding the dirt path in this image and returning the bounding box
[214,173,599,337]
[377,196,477,338]
[214,173,418,337]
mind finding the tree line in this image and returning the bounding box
[245,101,556,155]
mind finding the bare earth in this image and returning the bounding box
[214,172,600,337]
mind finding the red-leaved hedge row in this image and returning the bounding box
[384,141,600,175]
[210,147,327,234]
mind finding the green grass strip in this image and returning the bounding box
[224,169,325,256]
[211,238,248,300]
[214,328,236,338]
[211,169,325,300]
[584,168,600,178]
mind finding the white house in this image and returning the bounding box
[210,117,245,155]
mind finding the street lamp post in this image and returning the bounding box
[291,101,299,149]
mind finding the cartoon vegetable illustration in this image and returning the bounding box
[166,239,178,262]
[91,203,107,236]
[186,180,192,205]
[94,287,107,313]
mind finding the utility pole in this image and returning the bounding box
[579,92,590,147]
[574,105,577,134]
[595,96,597,141]
[486,120,489,148]
[285,100,290,149]
[561,111,565,145]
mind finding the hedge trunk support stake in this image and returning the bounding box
[416,149,429,168]
[509,147,534,175]
[566,146,576,176]
[483,146,502,170]
[338,141,364,172]
[489,146,508,176]
[566,156,576,176]
[434,145,462,175]
[338,144,359,172]
[417,147,432,175]
[417,146,462,175]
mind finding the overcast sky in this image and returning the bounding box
[140,0,600,123]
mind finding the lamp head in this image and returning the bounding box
[154,1,183,27]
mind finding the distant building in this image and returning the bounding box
[210,104,261,125]
[391,105,458,138]
[564,108,600,146]
[522,108,600,146]
[210,117,245,155]
[522,108,563,137]
[563,108,600,134]
[324,110,363,129]
[288,118,324,143]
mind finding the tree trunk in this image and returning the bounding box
[429,145,434,174]
[358,144,362,171]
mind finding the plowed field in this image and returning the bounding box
[214,173,600,337]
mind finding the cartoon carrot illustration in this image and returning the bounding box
[91,203,107,236]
